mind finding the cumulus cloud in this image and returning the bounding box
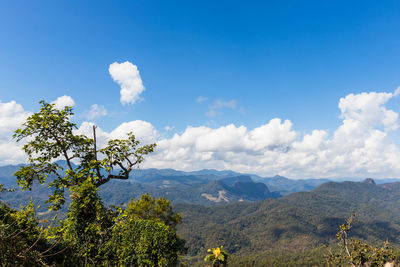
[0,141,27,165]
[0,100,32,164]
[109,61,145,105]
[52,95,75,110]
[0,100,32,136]
[145,119,298,172]
[74,120,158,150]
[109,120,157,143]
[84,104,108,120]
[338,91,398,131]
[74,121,111,149]
[206,99,237,117]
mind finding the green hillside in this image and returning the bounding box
[176,180,400,265]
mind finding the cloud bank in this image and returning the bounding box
[1,89,400,179]
[109,61,145,105]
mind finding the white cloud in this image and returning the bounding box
[206,99,237,117]
[338,91,398,131]
[0,100,32,136]
[109,61,145,105]
[52,95,75,110]
[110,120,157,144]
[74,121,111,149]
[75,120,158,150]
[0,100,31,164]
[84,104,108,120]
[0,141,27,165]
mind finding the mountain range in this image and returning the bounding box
[1,163,399,208]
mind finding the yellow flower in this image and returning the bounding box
[213,247,221,258]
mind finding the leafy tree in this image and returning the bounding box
[11,101,188,266]
[0,200,43,266]
[204,246,229,267]
[0,197,68,266]
[13,100,156,210]
[326,214,397,267]
[127,193,182,229]
[55,179,115,265]
[106,219,186,266]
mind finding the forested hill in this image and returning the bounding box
[176,179,400,262]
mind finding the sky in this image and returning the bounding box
[1,1,400,178]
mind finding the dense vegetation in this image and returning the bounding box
[3,170,400,265]
[176,180,400,265]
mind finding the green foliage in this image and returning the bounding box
[326,214,397,266]
[228,247,327,267]
[0,183,14,193]
[13,100,156,210]
[56,179,114,265]
[0,200,42,266]
[127,193,182,229]
[176,180,400,260]
[0,199,66,266]
[101,194,187,266]
[106,219,186,266]
[204,246,229,267]
[8,101,190,265]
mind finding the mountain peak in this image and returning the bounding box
[363,178,376,185]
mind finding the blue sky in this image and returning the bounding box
[1,1,400,178]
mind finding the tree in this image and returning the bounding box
[0,197,70,266]
[326,214,397,267]
[55,179,115,265]
[106,219,186,266]
[13,100,156,210]
[127,193,182,229]
[12,101,188,265]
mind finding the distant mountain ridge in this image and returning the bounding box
[257,175,331,195]
[0,163,277,207]
[0,161,400,205]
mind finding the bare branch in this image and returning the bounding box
[93,125,102,180]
